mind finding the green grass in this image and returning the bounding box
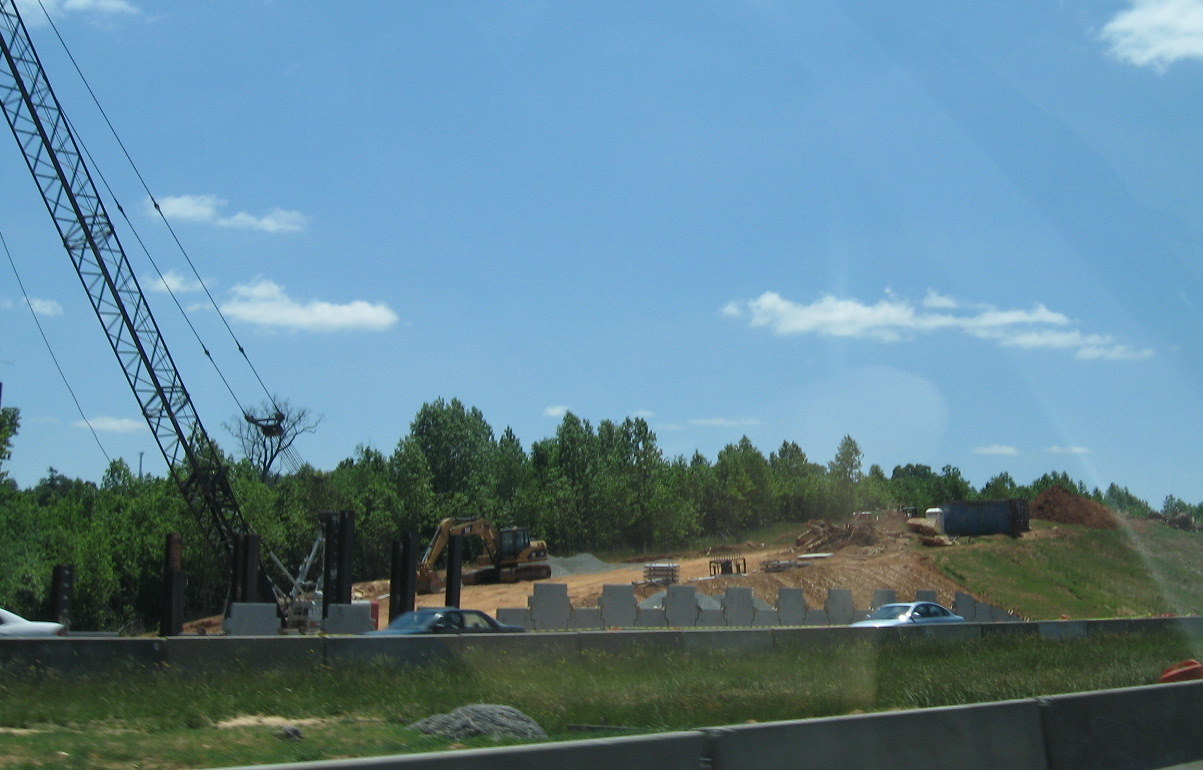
[0,632,1199,769]
[930,520,1203,620]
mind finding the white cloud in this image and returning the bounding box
[28,298,62,316]
[544,405,569,418]
[149,270,203,294]
[151,195,307,234]
[17,0,138,22]
[632,410,655,419]
[220,279,398,332]
[922,290,959,310]
[1102,0,1203,70]
[974,444,1021,456]
[219,208,308,234]
[75,416,144,433]
[720,302,743,318]
[690,417,761,428]
[726,289,1153,362]
[1047,445,1091,455]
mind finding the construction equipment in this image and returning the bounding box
[0,2,317,628]
[416,518,551,594]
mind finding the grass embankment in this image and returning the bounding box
[1,632,1199,769]
[931,520,1203,620]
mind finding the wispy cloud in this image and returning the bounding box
[724,290,1153,361]
[17,0,138,22]
[974,444,1021,456]
[690,417,761,428]
[1102,0,1203,71]
[1047,445,1091,455]
[544,405,569,418]
[75,416,144,433]
[151,194,307,234]
[148,270,203,294]
[27,298,62,316]
[220,279,398,332]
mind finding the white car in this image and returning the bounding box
[850,601,965,628]
[0,608,66,637]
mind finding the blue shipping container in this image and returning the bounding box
[934,499,1029,537]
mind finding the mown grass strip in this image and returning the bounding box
[0,631,1199,769]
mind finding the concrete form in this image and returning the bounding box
[498,583,1017,631]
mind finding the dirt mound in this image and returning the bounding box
[1031,486,1119,530]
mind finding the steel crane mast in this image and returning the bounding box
[0,2,254,560]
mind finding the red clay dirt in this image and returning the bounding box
[1030,485,1119,530]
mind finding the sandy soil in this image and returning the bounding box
[356,511,970,628]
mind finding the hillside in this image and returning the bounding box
[356,489,1203,625]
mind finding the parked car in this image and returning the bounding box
[0,608,66,637]
[366,607,524,636]
[850,601,965,628]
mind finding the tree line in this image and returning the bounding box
[0,397,1177,631]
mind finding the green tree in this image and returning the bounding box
[769,441,826,521]
[409,398,497,518]
[981,472,1019,499]
[827,435,863,515]
[0,405,18,483]
[712,437,772,534]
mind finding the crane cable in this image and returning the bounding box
[0,229,112,466]
[33,0,283,422]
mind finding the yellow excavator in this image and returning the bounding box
[415,517,552,594]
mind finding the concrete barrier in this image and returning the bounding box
[218,730,708,770]
[0,637,164,671]
[166,635,322,670]
[1040,680,1203,769]
[224,603,280,636]
[324,635,460,666]
[495,585,1021,632]
[707,699,1048,770]
[529,584,571,631]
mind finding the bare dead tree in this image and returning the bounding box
[226,397,322,482]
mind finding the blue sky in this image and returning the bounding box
[2,1,1203,507]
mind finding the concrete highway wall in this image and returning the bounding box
[3,615,1203,672]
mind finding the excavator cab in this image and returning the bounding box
[498,527,532,559]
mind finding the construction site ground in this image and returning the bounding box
[355,510,971,627]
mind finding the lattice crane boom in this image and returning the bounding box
[0,1,263,575]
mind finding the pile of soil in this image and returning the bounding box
[1030,485,1119,530]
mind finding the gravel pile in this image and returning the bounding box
[409,704,548,741]
[547,553,618,578]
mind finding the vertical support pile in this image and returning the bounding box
[160,533,183,636]
[322,511,356,619]
[444,534,464,609]
[390,531,418,622]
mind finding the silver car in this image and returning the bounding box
[850,601,964,628]
[0,608,66,637]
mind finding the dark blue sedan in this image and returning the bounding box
[366,607,525,635]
